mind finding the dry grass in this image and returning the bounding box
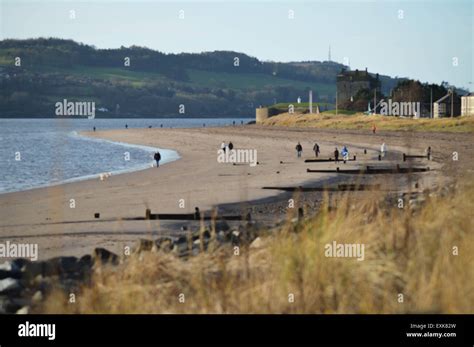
[260,112,474,133]
[40,178,474,314]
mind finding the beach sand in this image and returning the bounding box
[0,125,470,260]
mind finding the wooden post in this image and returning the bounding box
[298,207,304,221]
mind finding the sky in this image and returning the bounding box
[1,0,473,90]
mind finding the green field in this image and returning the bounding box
[30,65,164,87]
[0,62,338,95]
[186,69,335,93]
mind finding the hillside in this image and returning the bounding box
[0,38,404,118]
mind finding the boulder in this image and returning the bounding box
[23,262,46,281]
[35,276,53,295]
[0,261,22,280]
[192,230,211,243]
[48,256,79,275]
[93,248,119,265]
[12,258,30,272]
[231,230,241,246]
[0,269,21,280]
[0,261,13,271]
[0,278,23,296]
[192,239,203,256]
[79,254,93,268]
[250,237,265,249]
[231,224,259,246]
[155,238,173,253]
[16,306,29,314]
[172,239,190,258]
[176,235,188,245]
[22,257,79,281]
[32,290,43,303]
[136,239,154,253]
[0,295,27,314]
[0,296,8,314]
[2,259,25,277]
[57,278,81,293]
[216,230,231,244]
[214,220,230,233]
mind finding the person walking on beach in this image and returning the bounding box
[334,147,340,162]
[154,151,161,167]
[93,126,96,132]
[221,141,227,153]
[380,142,387,158]
[341,145,349,162]
[313,143,320,157]
[426,146,432,160]
[296,142,303,158]
[125,124,128,129]
[372,124,377,134]
[228,142,234,151]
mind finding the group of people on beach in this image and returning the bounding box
[296,142,392,162]
[334,146,350,162]
[296,142,321,158]
[296,142,350,162]
[296,142,326,159]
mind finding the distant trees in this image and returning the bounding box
[338,88,385,112]
[391,80,453,104]
[0,38,347,84]
[391,80,424,102]
[0,38,427,117]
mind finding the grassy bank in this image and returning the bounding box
[40,177,474,314]
[260,112,474,133]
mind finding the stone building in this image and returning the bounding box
[255,107,269,124]
[336,68,381,103]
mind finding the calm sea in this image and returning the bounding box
[0,118,250,194]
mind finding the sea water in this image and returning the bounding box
[0,118,250,193]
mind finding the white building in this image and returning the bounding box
[461,93,474,116]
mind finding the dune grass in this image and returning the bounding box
[260,112,474,133]
[39,175,474,314]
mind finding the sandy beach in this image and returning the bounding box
[1,125,470,260]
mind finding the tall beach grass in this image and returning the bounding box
[40,176,474,314]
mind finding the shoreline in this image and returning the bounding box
[0,125,466,260]
[0,130,181,196]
